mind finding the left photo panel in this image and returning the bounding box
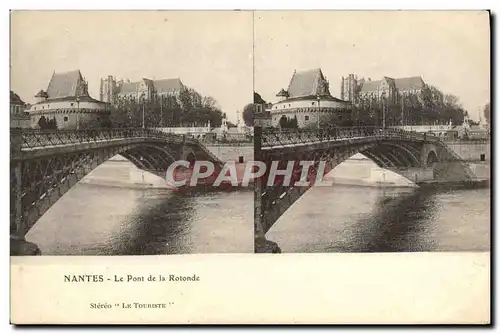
[10,11,255,255]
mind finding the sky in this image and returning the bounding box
[254,11,490,121]
[10,11,253,124]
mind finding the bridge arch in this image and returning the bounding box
[375,142,421,167]
[13,142,219,242]
[426,149,438,167]
[255,127,477,253]
[17,142,180,236]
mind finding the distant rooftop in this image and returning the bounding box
[45,69,89,100]
[118,78,185,95]
[361,76,425,93]
[286,68,331,99]
[10,90,25,105]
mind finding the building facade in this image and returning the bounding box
[254,103,272,128]
[271,68,351,128]
[27,70,109,130]
[10,91,30,128]
[341,73,426,105]
[100,75,186,103]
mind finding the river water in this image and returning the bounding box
[266,184,490,253]
[25,151,490,255]
[26,158,253,255]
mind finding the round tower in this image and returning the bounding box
[34,90,48,103]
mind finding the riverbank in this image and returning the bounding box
[327,155,490,189]
[418,178,490,190]
[325,177,417,188]
[78,178,168,190]
[80,157,254,190]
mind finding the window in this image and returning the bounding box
[305,115,309,121]
[42,106,44,109]
[311,102,315,106]
[64,116,68,122]
[70,103,74,107]
[480,154,485,162]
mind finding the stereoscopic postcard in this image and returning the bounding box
[9,10,490,324]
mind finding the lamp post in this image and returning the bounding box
[381,92,386,130]
[401,94,405,128]
[141,96,145,129]
[76,96,80,130]
[160,96,163,128]
[316,94,321,129]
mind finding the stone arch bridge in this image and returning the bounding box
[10,128,222,255]
[253,126,473,253]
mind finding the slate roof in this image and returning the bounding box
[10,90,26,105]
[35,90,48,98]
[120,81,140,94]
[394,76,425,90]
[360,80,382,92]
[46,70,87,99]
[118,78,184,95]
[287,68,331,98]
[154,78,184,94]
[360,76,425,92]
[276,88,289,97]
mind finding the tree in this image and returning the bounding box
[38,116,58,130]
[483,103,490,128]
[50,116,58,129]
[38,116,48,129]
[242,103,254,126]
[108,88,224,128]
[279,115,288,128]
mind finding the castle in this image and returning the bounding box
[27,70,109,130]
[100,75,186,104]
[341,74,426,105]
[270,68,351,128]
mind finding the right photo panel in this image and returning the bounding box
[253,11,490,254]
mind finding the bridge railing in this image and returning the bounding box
[19,128,199,150]
[261,127,440,148]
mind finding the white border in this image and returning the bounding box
[3,1,497,331]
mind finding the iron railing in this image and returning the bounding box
[19,128,200,150]
[261,127,441,148]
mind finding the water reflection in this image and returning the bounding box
[344,189,438,252]
[267,185,490,253]
[27,184,253,255]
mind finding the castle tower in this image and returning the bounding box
[276,88,289,102]
[341,74,358,102]
[341,76,345,100]
[99,75,118,104]
[99,78,104,101]
[35,90,48,103]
